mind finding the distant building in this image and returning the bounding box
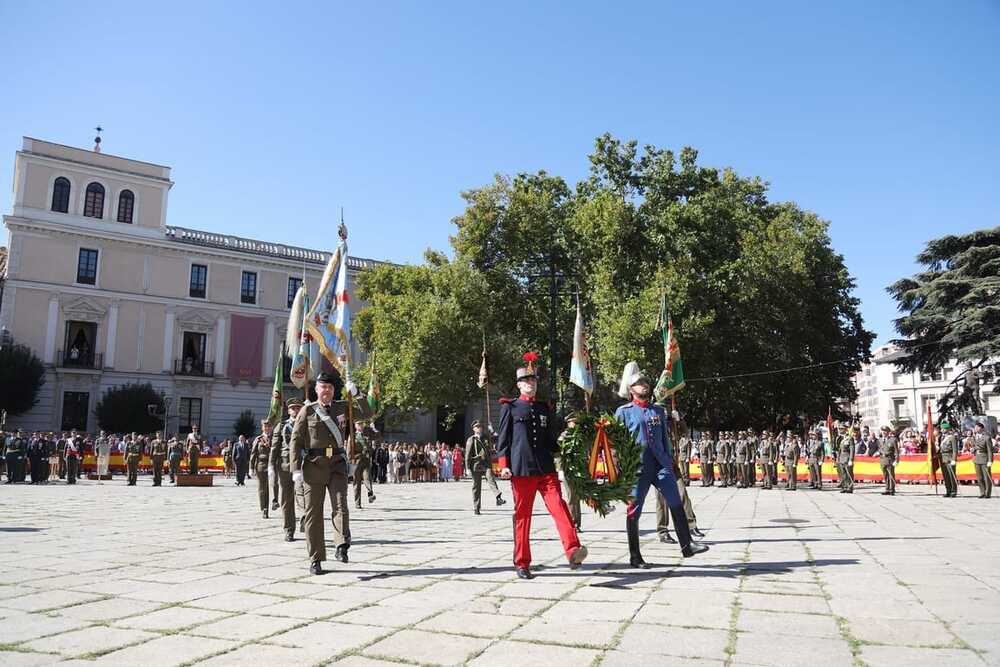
[849,343,999,430]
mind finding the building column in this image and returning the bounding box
[44,296,59,364]
[215,315,227,377]
[163,308,175,372]
[264,318,275,377]
[104,300,119,368]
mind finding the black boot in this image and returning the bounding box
[669,503,708,557]
[627,515,650,568]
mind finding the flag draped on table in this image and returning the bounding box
[265,343,285,426]
[569,297,594,396]
[306,227,352,378]
[654,294,685,402]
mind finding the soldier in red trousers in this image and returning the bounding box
[497,362,588,580]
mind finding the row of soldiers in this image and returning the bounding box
[2,429,85,483]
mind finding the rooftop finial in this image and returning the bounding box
[93,126,103,153]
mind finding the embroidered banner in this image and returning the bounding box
[227,314,265,386]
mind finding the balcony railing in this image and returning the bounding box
[57,349,103,370]
[173,359,215,377]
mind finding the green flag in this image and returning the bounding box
[265,342,285,427]
[367,350,382,415]
[654,294,685,402]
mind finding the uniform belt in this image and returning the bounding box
[308,447,344,457]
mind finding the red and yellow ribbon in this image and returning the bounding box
[588,418,619,484]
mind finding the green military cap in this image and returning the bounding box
[940,422,951,430]
[286,397,304,408]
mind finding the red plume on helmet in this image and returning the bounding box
[522,351,538,374]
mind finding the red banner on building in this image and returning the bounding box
[227,314,265,386]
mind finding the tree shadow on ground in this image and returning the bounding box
[0,527,42,532]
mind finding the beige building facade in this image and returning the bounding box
[1,137,390,441]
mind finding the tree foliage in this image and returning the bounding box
[357,134,874,430]
[233,409,256,439]
[0,341,45,418]
[888,226,1000,415]
[94,382,164,434]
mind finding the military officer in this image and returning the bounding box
[735,434,748,487]
[271,398,304,541]
[497,363,587,579]
[763,432,778,490]
[656,426,706,544]
[699,435,716,486]
[744,431,759,488]
[466,420,505,514]
[290,371,372,574]
[124,435,142,485]
[64,431,81,484]
[716,434,730,487]
[186,424,204,475]
[148,432,166,486]
[807,431,824,490]
[783,435,801,490]
[167,436,184,483]
[878,426,899,495]
[250,420,273,518]
[837,426,855,493]
[615,362,707,568]
[939,422,959,497]
[971,421,993,499]
[676,432,692,485]
[352,420,377,509]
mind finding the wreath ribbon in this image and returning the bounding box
[587,418,619,483]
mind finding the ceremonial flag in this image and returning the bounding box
[477,338,489,389]
[287,284,314,389]
[569,297,594,396]
[265,342,285,426]
[367,350,382,415]
[654,294,685,402]
[306,227,352,378]
[926,401,938,487]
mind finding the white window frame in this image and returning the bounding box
[239,268,259,306]
[73,244,101,288]
[78,178,111,220]
[46,173,78,214]
[187,260,209,301]
[111,186,140,224]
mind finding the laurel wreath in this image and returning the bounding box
[560,412,643,517]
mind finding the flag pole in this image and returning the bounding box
[482,333,492,429]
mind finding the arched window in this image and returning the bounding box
[117,190,134,223]
[51,177,71,213]
[83,182,105,219]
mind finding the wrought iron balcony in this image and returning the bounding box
[173,358,215,377]
[57,349,103,370]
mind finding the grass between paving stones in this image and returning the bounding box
[36,592,114,615]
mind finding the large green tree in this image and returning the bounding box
[94,383,164,434]
[0,341,46,419]
[888,226,1000,416]
[357,134,874,430]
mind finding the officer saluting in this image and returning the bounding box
[496,360,587,580]
[290,371,371,574]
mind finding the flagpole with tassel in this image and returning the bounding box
[478,333,491,429]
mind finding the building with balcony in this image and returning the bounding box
[0,137,398,440]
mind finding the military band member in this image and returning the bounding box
[939,422,959,498]
[783,435,800,490]
[290,372,372,574]
[271,398,303,541]
[124,435,143,485]
[878,426,899,496]
[250,420,273,518]
[352,420,377,509]
[807,431,824,490]
[496,364,587,579]
[168,436,184,483]
[615,362,707,568]
[186,424,204,475]
[466,420,505,514]
[700,435,716,486]
[837,426,854,493]
[972,421,993,499]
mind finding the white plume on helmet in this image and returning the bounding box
[617,361,650,399]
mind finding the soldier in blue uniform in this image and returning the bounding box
[615,362,709,567]
[497,364,588,580]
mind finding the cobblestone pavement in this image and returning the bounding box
[1,475,998,666]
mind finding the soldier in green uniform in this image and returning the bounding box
[465,420,505,514]
[167,436,184,483]
[186,424,204,475]
[783,435,800,490]
[717,434,731,487]
[807,431,824,490]
[762,433,777,490]
[250,420,273,518]
[677,432,692,486]
[837,426,854,493]
[745,432,759,488]
[939,422,959,497]
[878,426,899,495]
[700,436,716,486]
[149,432,167,486]
[734,434,748,488]
[971,421,993,499]
[271,398,303,541]
[124,435,143,486]
[352,420,377,509]
[290,372,372,574]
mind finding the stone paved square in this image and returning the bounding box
[1,477,998,666]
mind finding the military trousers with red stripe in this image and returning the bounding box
[510,472,582,569]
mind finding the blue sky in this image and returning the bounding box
[1,1,997,345]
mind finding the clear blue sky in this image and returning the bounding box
[2,1,997,346]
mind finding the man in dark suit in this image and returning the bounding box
[232,435,251,486]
